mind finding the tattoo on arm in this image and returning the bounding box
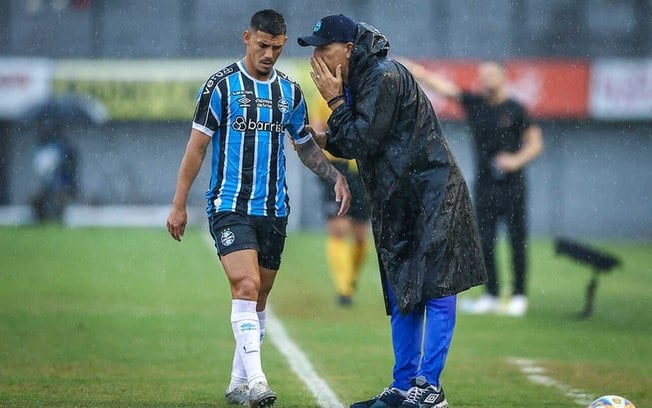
[296,138,339,184]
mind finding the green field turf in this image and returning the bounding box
[0,226,650,407]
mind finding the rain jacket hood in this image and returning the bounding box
[326,22,487,315]
[347,23,390,91]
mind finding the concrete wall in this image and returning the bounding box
[5,120,651,239]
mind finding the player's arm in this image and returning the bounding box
[399,58,462,102]
[305,125,327,148]
[494,125,544,172]
[167,129,211,241]
[295,137,351,216]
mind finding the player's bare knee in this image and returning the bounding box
[232,277,260,300]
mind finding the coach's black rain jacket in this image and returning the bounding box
[326,23,487,315]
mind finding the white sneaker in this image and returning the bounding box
[460,295,501,315]
[506,295,528,317]
[225,384,249,405]
[249,380,276,408]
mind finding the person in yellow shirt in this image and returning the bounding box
[310,95,370,306]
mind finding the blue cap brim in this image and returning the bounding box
[297,35,332,47]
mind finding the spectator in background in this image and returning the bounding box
[31,124,78,223]
[408,61,544,317]
[310,99,370,307]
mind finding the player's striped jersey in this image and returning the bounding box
[192,61,311,217]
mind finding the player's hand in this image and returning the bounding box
[494,152,522,173]
[167,206,187,242]
[305,125,327,149]
[334,172,351,217]
[310,57,343,102]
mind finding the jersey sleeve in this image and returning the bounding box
[284,86,311,145]
[191,79,221,137]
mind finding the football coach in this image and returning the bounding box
[298,14,487,408]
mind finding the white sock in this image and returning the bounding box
[230,299,266,386]
[229,308,267,389]
[228,350,248,390]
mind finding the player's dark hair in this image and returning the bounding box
[250,9,287,36]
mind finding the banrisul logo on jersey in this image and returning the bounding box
[231,116,285,133]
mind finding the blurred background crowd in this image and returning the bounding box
[0,0,650,239]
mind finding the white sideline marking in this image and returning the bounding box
[508,358,595,406]
[266,306,345,408]
[202,235,343,408]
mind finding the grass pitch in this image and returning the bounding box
[0,226,650,407]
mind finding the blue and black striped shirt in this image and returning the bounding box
[192,61,311,217]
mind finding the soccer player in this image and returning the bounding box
[299,15,487,408]
[166,10,350,408]
[409,61,544,316]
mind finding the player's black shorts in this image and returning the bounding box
[208,211,288,270]
[322,161,369,223]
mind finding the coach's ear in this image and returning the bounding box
[345,42,354,59]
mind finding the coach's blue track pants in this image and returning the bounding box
[387,283,457,391]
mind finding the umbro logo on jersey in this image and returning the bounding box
[231,116,285,133]
[238,97,251,107]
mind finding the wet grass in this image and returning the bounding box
[1,226,650,407]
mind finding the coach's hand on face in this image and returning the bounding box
[310,57,343,103]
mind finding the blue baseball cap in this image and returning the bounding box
[298,14,357,46]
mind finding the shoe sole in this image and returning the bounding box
[432,399,449,408]
[225,390,249,405]
[225,397,248,405]
[250,393,277,408]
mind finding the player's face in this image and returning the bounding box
[479,62,506,95]
[243,29,288,80]
[313,42,353,82]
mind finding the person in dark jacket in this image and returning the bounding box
[298,15,487,408]
[407,61,544,317]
